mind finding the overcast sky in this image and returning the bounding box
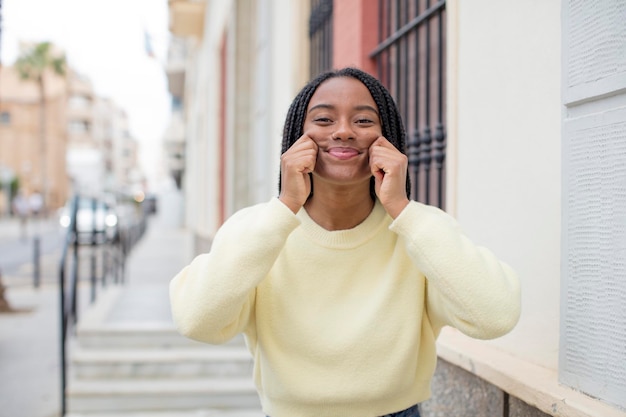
[1,0,172,190]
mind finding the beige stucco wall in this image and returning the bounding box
[447,0,562,369]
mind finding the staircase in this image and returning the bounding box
[65,287,263,417]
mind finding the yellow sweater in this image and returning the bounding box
[169,198,520,417]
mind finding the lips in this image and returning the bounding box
[327,147,360,160]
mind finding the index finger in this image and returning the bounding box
[371,136,393,148]
[290,133,318,150]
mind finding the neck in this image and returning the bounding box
[304,183,375,231]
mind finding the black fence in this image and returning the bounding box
[371,0,447,208]
[58,194,146,415]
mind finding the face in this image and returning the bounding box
[303,76,382,189]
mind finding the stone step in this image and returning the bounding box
[76,324,199,349]
[75,286,245,350]
[67,377,261,413]
[71,347,254,379]
[76,323,247,350]
[65,409,265,417]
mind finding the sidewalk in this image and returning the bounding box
[0,215,60,245]
[0,212,195,417]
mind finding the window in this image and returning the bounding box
[69,95,91,108]
[68,121,89,133]
[309,0,333,78]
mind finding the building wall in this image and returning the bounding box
[0,66,70,211]
[93,97,138,194]
[1,62,143,213]
[251,0,310,205]
[422,358,551,417]
[450,0,562,367]
[179,0,310,254]
[333,0,377,75]
[66,69,141,199]
[182,0,232,250]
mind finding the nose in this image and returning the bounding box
[332,119,355,141]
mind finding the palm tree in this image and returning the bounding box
[15,42,66,214]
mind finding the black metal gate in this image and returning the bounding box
[371,0,446,209]
[309,0,333,78]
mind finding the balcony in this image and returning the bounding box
[166,37,188,98]
[168,0,206,39]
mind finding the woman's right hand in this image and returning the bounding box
[279,134,318,213]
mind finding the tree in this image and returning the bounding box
[15,42,66,214]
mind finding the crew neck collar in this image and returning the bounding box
[296,199,389,249]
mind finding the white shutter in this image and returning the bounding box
[560,0,626,410]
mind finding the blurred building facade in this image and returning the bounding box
[166,0,310,250]
[0,64,69,212]
[165,0,626,416]
[162,35,187,192]
[0,51,144,215]
[92,96,142,197]
[64,70,105,198]
[66,70,143,200]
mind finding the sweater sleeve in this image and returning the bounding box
[389,201,521,340]
[169,198,300,344]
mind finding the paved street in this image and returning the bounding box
[0,216,64,285]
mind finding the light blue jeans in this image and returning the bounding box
[380,404,421,417]
[266,404,421,417]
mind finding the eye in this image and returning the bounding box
[355,118,375,125]
[313,117,333,124]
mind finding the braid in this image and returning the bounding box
[278,67,411,198]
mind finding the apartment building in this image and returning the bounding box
[0,65,69,211]
[0,56,144,214]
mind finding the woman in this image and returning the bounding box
[170,67,521,417]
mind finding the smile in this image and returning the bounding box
[327,147,360,160]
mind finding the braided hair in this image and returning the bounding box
[279,67,411,198]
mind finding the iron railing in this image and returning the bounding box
[309,0,333,78]
[371,0,447,208]
[58,194,146,415]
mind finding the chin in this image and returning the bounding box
[314,170,372,188]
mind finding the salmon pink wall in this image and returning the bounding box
[333,0,378,76]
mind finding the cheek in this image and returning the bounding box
[304,125,331,144]
[361,131,382,147]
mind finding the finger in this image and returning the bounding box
[296,133,318,148]
[371,136,394,149]
[369,137,395,171]
[282,147,317,177]
[370,149,407,179]
[283,153,316,175]
[369,145,393,173]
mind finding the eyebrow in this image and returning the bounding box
[308,103,380,116]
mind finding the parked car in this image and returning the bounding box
[59,197,118,244]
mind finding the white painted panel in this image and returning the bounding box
[560,104,626,410]
[560,0,626,410]
[454,0,562,369]
[562,0,626,104]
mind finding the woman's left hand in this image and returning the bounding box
[369,137,410,218]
